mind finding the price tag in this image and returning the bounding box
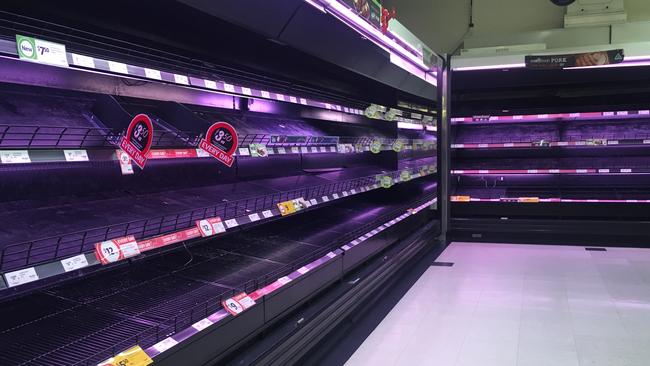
[196,218,226,237]
[117,150,134,175]
[332,193,339,199]
[144,68,162,80]
[71,53,95,68]
[16,35,68,67]
[262,210,274,218]
[224,83,235,93]
[342,191,349,197]
[330,146,337,152]
[96,240,121,264]
[4,267,39,287]
[222,293,256,316]
[1,150,30,164]
[322,196,330,202]
[309,199,318,206]
[97,345,153,366]
[108,61,128,74]
[320,147,327,152]
[174,74,189,85]
[61,254,89,272]
[204,79,217,89]
[238,147,250,156]
[301,147,309,153]
[327,252,337,258]
[248,213,261,222]
[276,94,285,101]
[291,147,300,154]
[311,147,319,153]
[63,150,89,162]
[261,91,270,98]
[241,87,252,95]
[225,219,239,228]
[278,276,292,285]
[300,98,308,105]
[192,318,214,331]
[297,266,309,275]
[119,241,141,258]
[277,147,286,154]
[153,337,178,353]
[289,96,298,103]
[196,148,210,157]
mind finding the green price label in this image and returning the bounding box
[400,170,411,181]
[370,140,382,154]
[380,176,393,189]
[16,35,37,60]
[392,140,404,152]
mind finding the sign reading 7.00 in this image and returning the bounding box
[199,122,238,167]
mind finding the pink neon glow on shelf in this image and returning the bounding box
[452,197,650,204]
[453,63,525,71]
[452,110,650,123]
[397,121,424,130]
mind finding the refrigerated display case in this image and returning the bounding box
[0,2,440,365]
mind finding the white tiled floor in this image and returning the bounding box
[345,242,650,366]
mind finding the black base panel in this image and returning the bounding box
[450,217,650,247]
[0,181,435,366]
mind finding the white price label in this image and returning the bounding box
[261,91,270,98]
[108,61,128,74]
[238,296,256,308]
[241,87,252,95]
[61,254,89,272]
[225,219,239,228]
[238,147,250,156]
[276,94,285,101]
[262,210,274,218]
[327,252,337,258]
[301,147,309,154]
[1,150,30,164]
[320,147,327,152]
[204,79,217,89]
[351,189,357,194]
[144,68,162,80]
[153,337,178,353]
[71,53,95,68]
[196,148,210,157]
[342,191,349,197]
[291,147,300,154]
[64,150,89,162]
[322,196,330,202]
[309,199,318,206]
[119,241,141,259]
[278,276,292,285]
[330,146,337,152]
[332,193,339,199]
[289,96,298,103]
[300,98,307,105]
[174,74,189,85]
[311,147,319,153]
[297,266,309,275]
[224,83,235,93]
[4,267,39,287]
[277,147,286,154]
[192,318,214,331]
[248,213,261,222]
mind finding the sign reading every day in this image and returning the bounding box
[199,122,238,167]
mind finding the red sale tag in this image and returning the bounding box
[222,292,256,316]
[196,217,226,237]
[119,114,154,169]
[199,122,238,167]
[94,235,138,265]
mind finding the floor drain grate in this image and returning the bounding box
[431,262,454,267]
[585,247,607,252]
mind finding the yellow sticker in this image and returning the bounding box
[277,200,297,216]
[97,345,153,366]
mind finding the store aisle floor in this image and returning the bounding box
[345,242,650,366]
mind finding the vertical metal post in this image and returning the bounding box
[437,55,452,245]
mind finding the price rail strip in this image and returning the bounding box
[0,167,436,291]
[452,139,650,149]
[451,168,648,175]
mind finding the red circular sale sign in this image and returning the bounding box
[119,114,154,169]
[199,122,238,167]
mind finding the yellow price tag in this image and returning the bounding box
[97,345,153,366]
